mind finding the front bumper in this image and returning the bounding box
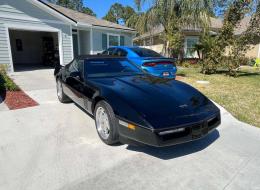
[117,113,221,147]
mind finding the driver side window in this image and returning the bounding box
[68,59,79,73]
[78,60,84,78]
[68,59,84,79]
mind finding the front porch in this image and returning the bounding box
[72,28,92,57]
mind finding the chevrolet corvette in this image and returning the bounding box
[55,55,221,147]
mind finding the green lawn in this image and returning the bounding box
[177,67,260,128]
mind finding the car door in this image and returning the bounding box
[62,59,78,99]
[63,59,85,107]
[69,59,86,107]
[80,60,99,113]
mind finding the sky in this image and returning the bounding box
[83,0,151,18]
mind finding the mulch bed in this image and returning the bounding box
[3,90,39,110]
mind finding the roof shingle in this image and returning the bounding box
[134,17,223,40]
[44,2,135,31]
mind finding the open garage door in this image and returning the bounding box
[9,29,60,72]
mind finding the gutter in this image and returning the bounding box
[37,0,136,34]
[38,0,77,24]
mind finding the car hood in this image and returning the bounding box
[90,75,219,129]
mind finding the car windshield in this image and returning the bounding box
[131,48,162,57]
[86,59,143,77]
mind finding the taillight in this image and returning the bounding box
[143,61,175,67]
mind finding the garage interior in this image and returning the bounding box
[9,29,60,72]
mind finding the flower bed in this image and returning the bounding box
[0,67,38,110]
[3,91,38,110]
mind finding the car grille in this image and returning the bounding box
[157,115,220,142]
[158,128,190,141]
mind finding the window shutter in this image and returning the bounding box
[102,34,107,50]
[120,36,125,46]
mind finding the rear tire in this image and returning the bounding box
[94,101,119,145]
[56,79,71,103]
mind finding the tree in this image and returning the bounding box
[82,7,97,17]
[103,3,137,25]
[122,6,136,22]
[135,0,213,58]
[103,3,124,24]
[201,0,257,76]
[56,0,74,9]
[48,0,96,17]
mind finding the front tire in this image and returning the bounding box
[56,79,71,103]
[94,101,119,145]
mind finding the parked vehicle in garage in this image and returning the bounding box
[101,46,177,79]
[55,55,220,147]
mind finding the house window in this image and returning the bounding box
[102,34,124,50]
[108,34,120,47]
[120,36,125,46]
[185,37,199,58]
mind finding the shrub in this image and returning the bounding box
[0,66,19,92]
[178,60,201,69]
[0,73,5,92]
[200,1,255,76]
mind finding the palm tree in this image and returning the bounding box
[135,0,214,58]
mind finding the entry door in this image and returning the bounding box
[73,34,79,57]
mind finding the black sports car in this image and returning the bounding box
[55,55,221,147]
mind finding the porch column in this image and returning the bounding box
[90,27,94,54]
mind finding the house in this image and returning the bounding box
[134,17,260,59]
[134,18,222,59]
[233,17,260,59]
[0,0,135,72]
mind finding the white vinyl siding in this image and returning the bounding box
[0,1,62,23]
[61,26,73,64]
[0,23,11,67]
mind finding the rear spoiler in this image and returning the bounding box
[142,58,177,66]
[143,58,177,62]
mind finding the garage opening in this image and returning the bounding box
[9,29,60,72]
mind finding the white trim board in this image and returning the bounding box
[6,26,63,71]
[92,25,136,34]
[5,27,14,72]
[107,33,120,48]
[0,15,70,26]
[6,24,60,32]
[90,27,93,54]
[58,30,64,66]
[70,25,74,60]
[27,0,76,25]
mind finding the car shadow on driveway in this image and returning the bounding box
[126,130,220,160]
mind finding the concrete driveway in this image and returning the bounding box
[10,68,58,105]
[0,69,260,190]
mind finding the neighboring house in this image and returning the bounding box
[0,0,135,72]
[134,18,222,59]
[234,17,260,59]
[134,17,260,59]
